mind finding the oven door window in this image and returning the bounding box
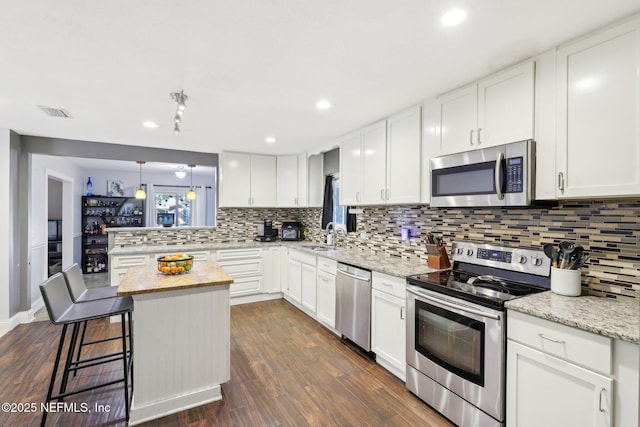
[432,160,505,197]
[415,300,485,386]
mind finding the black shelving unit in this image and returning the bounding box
[82,196,145,274]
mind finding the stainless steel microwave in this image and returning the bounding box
[430,140,535,207]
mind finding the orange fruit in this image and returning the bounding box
[178,266,185,273]
[170,266,177,274]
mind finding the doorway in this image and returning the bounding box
[44,170,73,280]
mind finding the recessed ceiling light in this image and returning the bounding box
[441,8,467,26]
[265,137,276,143]
[143,121,159,128]
[316,99,331,110]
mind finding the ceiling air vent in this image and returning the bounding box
[38,106,72,118]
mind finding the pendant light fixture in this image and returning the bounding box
[175,166,186,179]
[135,160,146,199]
[170,90,188,134]
[186,164,196,200]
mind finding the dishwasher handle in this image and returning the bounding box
[337,269,371,282]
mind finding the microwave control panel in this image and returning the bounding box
[506,156,524,193]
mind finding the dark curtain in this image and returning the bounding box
[321,175,333,229]
[346,207,357,232]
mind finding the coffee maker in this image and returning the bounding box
[256,219,278,242]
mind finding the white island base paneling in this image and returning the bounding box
[127,285,230,426]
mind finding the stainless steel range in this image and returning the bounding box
[406,241,551,427]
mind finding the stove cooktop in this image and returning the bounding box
[408,241,551,310]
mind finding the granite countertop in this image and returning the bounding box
[117,260,234,296]
[505,291,640,344]
[109,241,438,278]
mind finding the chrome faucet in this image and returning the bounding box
[325,222,336,247]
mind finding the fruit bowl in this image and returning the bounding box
[157,254,193,275]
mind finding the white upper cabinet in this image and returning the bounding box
[307,154,324,207]
[297,152,309,207]
[276,155,299,207]
[276,153,309,207]
[556,17,640,199]
[339,131,363,205]
[435,61,536,156]
[477,61,535,147]
[340,108,422,206]
[360,121,388,204]
[219,152,276,207]
[386,106,422,204]
[436,83,478,155]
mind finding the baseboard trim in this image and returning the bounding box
[0,297,44,338]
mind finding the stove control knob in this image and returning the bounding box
[532,257,543,266]
[517,255,527,264]
[456,247,464,255]
[466,249,474,256]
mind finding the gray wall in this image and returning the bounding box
[323,148,339,176]
[9,132,21,316]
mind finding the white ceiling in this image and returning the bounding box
[1,1,638,156]
[65,157,216,176]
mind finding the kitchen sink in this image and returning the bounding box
[300,245,332,252]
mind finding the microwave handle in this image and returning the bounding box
[495,152,505,200]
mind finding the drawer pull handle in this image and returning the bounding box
[599,388,606,412]
[538,333,565,344]
[382,282,394,287]
[400,306,405,320]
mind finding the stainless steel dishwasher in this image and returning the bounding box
[335,263,372,351]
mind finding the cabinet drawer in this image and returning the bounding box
[289,249,316,266]
[112,254,149,268]
[217,259,262,278]
[217,248,261,261]
[317,256,337,274]
[507,310,612,374]
[372,271,406,299]
[230,277,263,297]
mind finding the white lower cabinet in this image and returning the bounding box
[262,246,281,293]
[316,256,337,328]
[109,254,150,287]
[371,272,406,380]
[216,248,263,298]
[506,310,622,427]
[287,249,316,314]
[287,259,302,304]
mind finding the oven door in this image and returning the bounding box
[406,284,505,421]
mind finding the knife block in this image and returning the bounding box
[427,245,451,269]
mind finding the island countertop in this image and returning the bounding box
[117,260,234,296]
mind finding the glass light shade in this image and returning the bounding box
[135,187,147,199]
[187,188,196,200]
[175,170,186,179]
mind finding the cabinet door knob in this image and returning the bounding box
[599,388,606,413]
[400,306,405,320]
[477,128,483,145]
[469,129,475,146]
[381,189,385,201]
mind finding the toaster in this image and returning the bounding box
[281,221,303,241]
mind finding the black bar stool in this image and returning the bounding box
[39,273,133,426]
[62,263,131,376]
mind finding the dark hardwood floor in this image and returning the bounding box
[0,299,453,426]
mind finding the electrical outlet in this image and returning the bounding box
[187,234,192,242]
[142,235,148,243]
[360,231,368,240]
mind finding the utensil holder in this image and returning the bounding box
[427,245,451,269]
[550,267,582,296]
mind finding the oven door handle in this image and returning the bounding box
[407,287,501,320]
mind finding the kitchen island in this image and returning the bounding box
[117,261,234,426]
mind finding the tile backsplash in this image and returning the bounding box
[113,200,639,300]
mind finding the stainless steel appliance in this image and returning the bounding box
[281,221,303,241]
[336,263,372,351]
[430,140,535,207]
[406,241,551,427]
